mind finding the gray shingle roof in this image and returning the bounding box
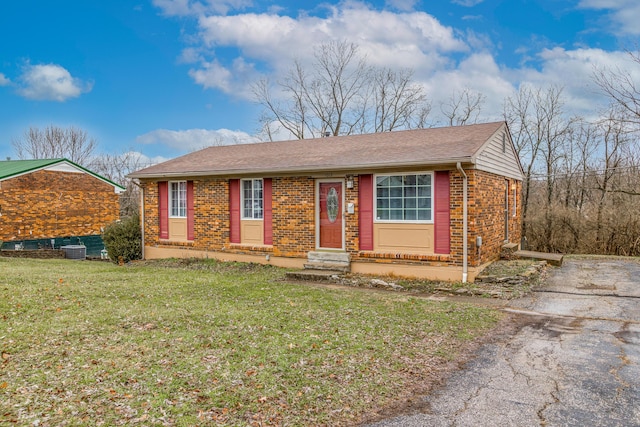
[130,122,506,179]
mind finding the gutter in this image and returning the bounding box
[128,157,474,180]
[456,162,468,283]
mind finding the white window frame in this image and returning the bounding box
[374,172,434,224]
[512,183,517,217]
[169,181,187,218]
[241,178,264,219]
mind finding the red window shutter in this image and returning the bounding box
[359,174,374,251]
[187,181,195,241]
[158,181,169,239]
[263,178,273,245]
[229,179,241,243]
[434,171,450,254]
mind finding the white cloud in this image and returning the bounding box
[136,128,260,152]
[187,3,468,96]
[578,0,640,35]
[123,151,170,168]
[425,53,515,123]
[0,73,10,86]
[159,0,638,129]
[507,47,640,119]
[18,64,92,102]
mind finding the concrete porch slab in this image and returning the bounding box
[514,250,564,266]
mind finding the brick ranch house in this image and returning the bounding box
[0,159,124,249]
[130,121,523,282]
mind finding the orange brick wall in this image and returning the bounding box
[271,177,315,257]
[142,170,522,267]
[0,170,120,242]
[459,169,522,267]
[142,178,230,251]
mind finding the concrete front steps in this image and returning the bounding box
[285,251,350,281]
[303,251,350,272]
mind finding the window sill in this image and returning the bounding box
[228,243,273,252]
[158,239,195,247]
[358,251,449,262]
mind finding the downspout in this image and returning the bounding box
[132,180,145,260]
[456,163,468,283]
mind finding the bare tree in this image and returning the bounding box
[503,85,574,245]
[253,63,311,140]
[593,48,640,126]
[12,125,97,165]
[254,40,431,139]
[89,152,147,217]
[370,67,429,132]
[440,88,486,126]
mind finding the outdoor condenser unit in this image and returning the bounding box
[61,245,86,260]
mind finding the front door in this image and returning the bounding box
[318,181,343,249]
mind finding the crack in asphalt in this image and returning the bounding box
[532,289,640,299]
[537,378,561,427]
[502,308,640,325]
[611,322,632,405]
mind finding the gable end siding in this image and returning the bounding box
[474,129,523,180]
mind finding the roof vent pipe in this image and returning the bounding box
[324,132,331,137]
[456,162,468,283]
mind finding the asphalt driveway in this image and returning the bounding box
[366,257,640,427]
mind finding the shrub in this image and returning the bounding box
[102,214,142,264]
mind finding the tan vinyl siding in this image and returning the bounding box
[474,128,523,180]
[240,219,264,245]
[168,218,187,241]
[373,223,434,254]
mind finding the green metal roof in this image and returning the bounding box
[0,159,64,180]
[0,158,125,191]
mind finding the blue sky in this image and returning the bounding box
[0,0,638,165]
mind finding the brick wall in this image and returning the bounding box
[142,171,522,268]
[441,168,522,268]
[271,177,315,257]
[468,170,522,266]
[0,170,120,242]
[345,176,359,253]
[0,249,65,259]
[143,178,229,251]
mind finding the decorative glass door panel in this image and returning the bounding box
[319,182,343,249]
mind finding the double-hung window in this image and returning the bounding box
[375,173,433,222]
[242,179,263,219]
[169,181,187,218]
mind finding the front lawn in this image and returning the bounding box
[0,258,501,426]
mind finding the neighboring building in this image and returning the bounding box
[0,159,124,248]
[130,122,523,281]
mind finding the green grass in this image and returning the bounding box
[0,258,501,426]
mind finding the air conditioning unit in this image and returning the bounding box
[61,245,86,260]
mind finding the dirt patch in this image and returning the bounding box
[304,259,549,301]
